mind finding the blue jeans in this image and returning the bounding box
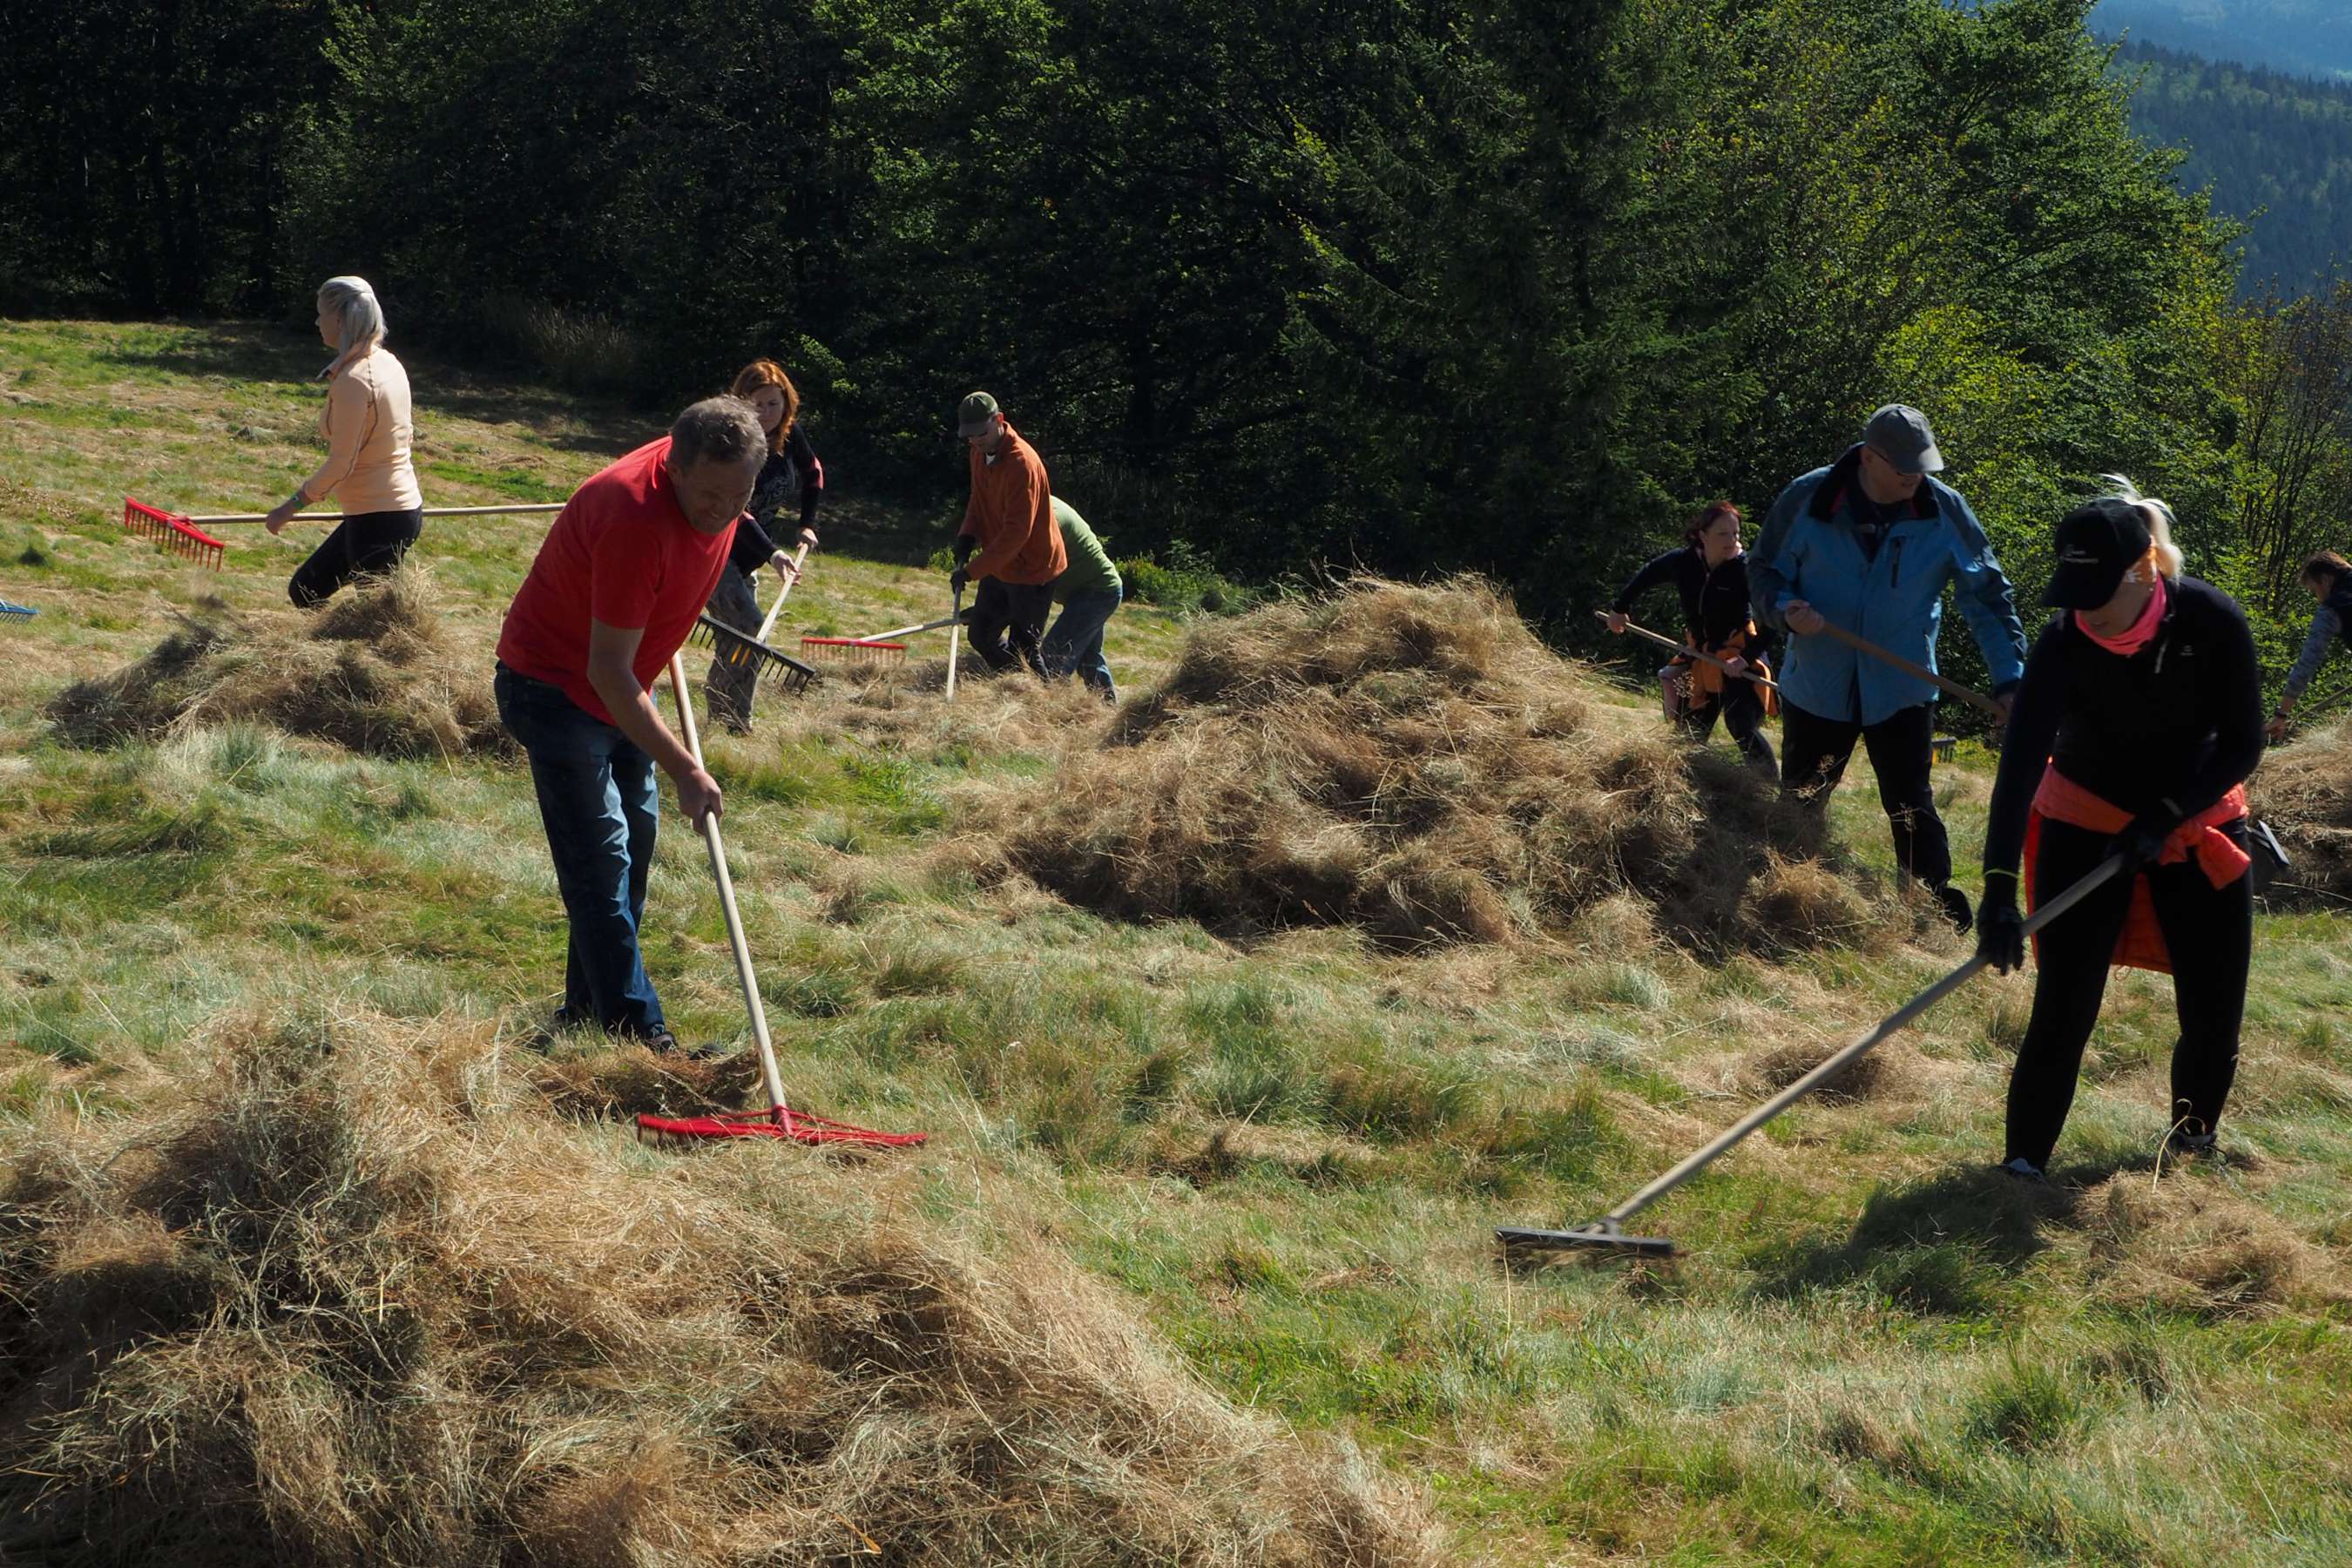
[1041,587,1120,700]
[494,664,666,1038]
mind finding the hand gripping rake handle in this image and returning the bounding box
[1809,618,2003,719]
[1499,853,2127,1255]
[754,537,815,645]
[1596,610,1780,692]
[666,652,794,1124]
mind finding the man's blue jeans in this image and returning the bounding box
[1041,587,1120,700]
[494,664,666,1038]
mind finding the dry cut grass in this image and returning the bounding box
[2250,713,2352,902]
[0,1009,1439,1567]
[43,565,510,761]
[981,577,1895,953]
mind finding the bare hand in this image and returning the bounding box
[1605,612,1628,633]
[675,767,724,827]
[263,504,296,537]
[769,550,801,582]
[1721,654,1748,675]
[1785,599,1827,637]
[797,528,818,548]
[2268,714,2290,744]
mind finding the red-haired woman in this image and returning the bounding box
[1607,502,1779,778]
[704,359,828,730]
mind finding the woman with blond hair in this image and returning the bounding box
[702,358,827,731]
[263,276,426,607]
[1976,479,2264,1179]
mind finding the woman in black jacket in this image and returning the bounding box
[704,358,828,731]
[1976,483,2265,1179]
[1607,501,1779,777]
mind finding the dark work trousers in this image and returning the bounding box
[702,564,764,733]
[1683,679,1778,778]
[1781,699,1948,889]
[967,576,1054,676]
[287,506,423,608]
[2004,816,2252,1169]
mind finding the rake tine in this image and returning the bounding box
[123,498,226,571]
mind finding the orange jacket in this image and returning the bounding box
[959,423,1065,585]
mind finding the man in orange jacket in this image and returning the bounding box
[952,391,1065,675]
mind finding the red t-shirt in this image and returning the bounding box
[496,436,736,723]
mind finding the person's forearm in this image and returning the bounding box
[586,659,698,781]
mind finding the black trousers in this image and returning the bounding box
[1780,699,1947,889]
[288,506,423,608]
[2004,817,2251,1169]
[967,577,1054,675]
[1683,679,1777,776]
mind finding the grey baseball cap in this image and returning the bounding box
[1863,403,1943,474]
[956,390,1000,438]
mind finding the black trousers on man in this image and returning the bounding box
[967,577,1054,676]
[2004,816,2251,1170]
[288,506,423,608]
[1781,699,1948,888]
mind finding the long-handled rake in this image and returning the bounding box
[635,652,927,1151]
[1811,618,2003,719]
[1597,610,1781,693]
[686,537,821,697]
[122,496,567,571]
[798,612,962,670]
[1497,854,2127,1258]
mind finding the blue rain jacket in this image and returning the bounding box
[1748,445,2026,726]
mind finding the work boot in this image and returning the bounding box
[1935,884,1973,934]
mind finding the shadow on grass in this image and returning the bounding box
[1748,1158,2152,1315]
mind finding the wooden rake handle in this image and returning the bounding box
[1808,619,2004,719]
[1595,611,1780,693]
[944,584,963,703]
[665,653,792,1123]
[187,503,567,524]
[754,538,816,645]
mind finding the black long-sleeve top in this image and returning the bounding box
[1982,574,2264,875]
[727,426,826,578]
[1611,546,1773,656]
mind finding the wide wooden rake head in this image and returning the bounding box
[689,614,820,695]
[123,498,227,569]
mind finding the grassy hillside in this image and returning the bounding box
[3,319,2351,1565]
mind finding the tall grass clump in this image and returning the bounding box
[2250,713,2352,902]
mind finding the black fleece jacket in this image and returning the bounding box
[1983,575,2264,875]
[1611,546,1774,656]
[727,428,826,578]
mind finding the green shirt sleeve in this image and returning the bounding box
[1050,498,1123,604]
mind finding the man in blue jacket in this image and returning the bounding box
[1750,404,2027,930]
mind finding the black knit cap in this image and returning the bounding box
[2044,497,2152,609]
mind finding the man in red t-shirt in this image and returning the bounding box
[494,397,767,1051]
[951,391,1064,675]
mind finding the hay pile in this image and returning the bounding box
[46,567,509,760]
[2249,713,2352,901]
[0,1010,1436,1566]
[2080,1173,2352,1320]
[994,577,1882,951]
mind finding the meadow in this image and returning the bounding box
[2,318,2349,1565]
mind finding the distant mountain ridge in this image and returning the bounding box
[2116,39,2352,293]
[2094,1,2352,81]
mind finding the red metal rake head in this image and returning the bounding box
[124,498,226,569]
[636,1107,928,1148]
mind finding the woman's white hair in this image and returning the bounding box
[2097,473,2186,578]
[316,275,387,378]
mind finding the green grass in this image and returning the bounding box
[3,317,2350,1564]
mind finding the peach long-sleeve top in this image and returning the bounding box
[299,345,423,514]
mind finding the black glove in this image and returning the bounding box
[2112,811,2173,870]
[1975,877,2024,974]
[953,536,977,567]
[949,566,970,596]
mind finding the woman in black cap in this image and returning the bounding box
[1606,500,1780,777]
[1975,478,2264,1179]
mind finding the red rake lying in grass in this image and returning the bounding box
[635,651,924,1151]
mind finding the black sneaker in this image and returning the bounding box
[2164,1128,2219,1159]
[1936,884,1974,933]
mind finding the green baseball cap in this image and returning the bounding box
[956,391,1000,438]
